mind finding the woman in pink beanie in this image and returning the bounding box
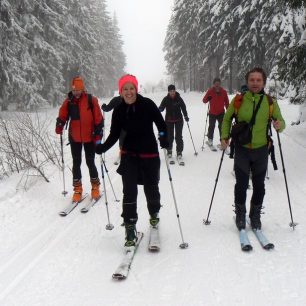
[96,74,169,248]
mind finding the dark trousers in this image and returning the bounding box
[234,145,268,212]
[166,120,184,154]
[70,141,98,181]
[119,155,161,224]
[207,113,224,141]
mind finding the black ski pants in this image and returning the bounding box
[166,120,184,154]
[118,155,161,224]
[234,145,268,212]
[70,141,99,182]
[207,113,224,141]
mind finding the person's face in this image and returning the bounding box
[72,89,82,99]
[168,90,176,98]
[121,83,137,104]
[213,81,221,91]
[247,72,265,94]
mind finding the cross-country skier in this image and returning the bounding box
[159,84,189,164]
[55,76,104,202]
[95,74,168,247]
[221,67,285,230]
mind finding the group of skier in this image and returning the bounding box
[55,67,286,249]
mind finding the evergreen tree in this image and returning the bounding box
[278,1,306,103]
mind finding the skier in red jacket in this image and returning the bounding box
[203,78,229,149]
[55,77,104,202]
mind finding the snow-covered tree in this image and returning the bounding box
[0,0,126,109]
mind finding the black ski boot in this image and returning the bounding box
[235,203,246,230]
[249,202,262,230]
[149,213,159,228]
[124,223,137,247]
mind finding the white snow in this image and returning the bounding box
[0,91,305,306]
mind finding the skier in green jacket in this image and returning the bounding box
[221,67,285,231]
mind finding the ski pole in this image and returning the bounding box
[101,158,120,202]
[102,113,106,161]
[276,131,297,229]
[100,156,114,230]
[163,148,188,249]
[60,134,68,196]
[204,149,225,225]
[201,104,210,150]
[186,121,198,156]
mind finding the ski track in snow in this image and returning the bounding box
[0,92,306,305]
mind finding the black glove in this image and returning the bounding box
[101,103,107,111]
[158,132,169,149]
[207,96,212,101]
[95,143,106,155]
[184,116,189,122]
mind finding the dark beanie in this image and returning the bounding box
[213,78,221,84]
[168,84,176,91]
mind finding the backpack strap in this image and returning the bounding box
[266,94,274,119]
[231,94,244,122]
[87,94,93,112]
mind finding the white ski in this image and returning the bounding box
[177,156,185,166]
[59,193,89,217]
[80,195,102,213]
[148,226,160,252]
[112,232,144,280]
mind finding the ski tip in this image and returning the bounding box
[148,246,160,252]
[263,243,275,250]
[241,244,253,252]
[58,212,67,217]
[80,209,89,214]
[112,274,126,280]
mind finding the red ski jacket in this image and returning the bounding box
[57,92,103,143]
[203,87,229,115]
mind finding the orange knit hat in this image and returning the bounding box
[71,77,85,91]
[118,74,138,94]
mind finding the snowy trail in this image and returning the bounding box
[1,92,306,305]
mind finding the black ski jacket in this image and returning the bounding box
[159,92,188,122]
[102,96,122,112]
[102,94,167,154]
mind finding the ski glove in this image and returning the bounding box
[101,103,107,111]
[158,132,169,149]
[184,116,189,122]
[55,117,65,135]
[95,143,106,155]
[94,135,102,145]
[207,96,212,101]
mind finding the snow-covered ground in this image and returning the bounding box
[0,91,305,306]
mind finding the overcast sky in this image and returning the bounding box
[106,0,173,85]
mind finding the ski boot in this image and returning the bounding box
[90,177,101,200]
[124,224,138,247]
[249,202,262,230]
[72,179,83,202]
[149,213,160,228]
[235,203,246,230]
